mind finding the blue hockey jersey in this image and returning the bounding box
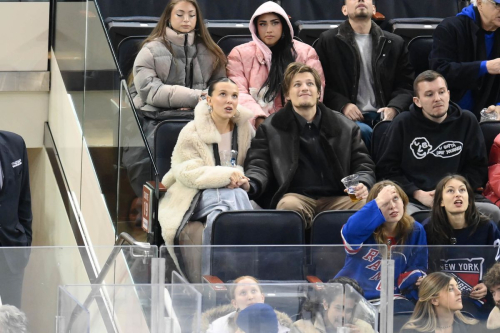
[335,200,428,300]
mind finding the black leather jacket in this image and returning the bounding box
[244,102,376,209]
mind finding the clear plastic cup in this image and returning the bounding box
[480,108,498,122]
[341,174,360,203]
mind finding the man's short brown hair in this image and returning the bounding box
[282,62,322,98]
[413,70,448,97]
[484,262,500,290]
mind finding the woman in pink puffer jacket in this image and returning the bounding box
[227,1,325,127]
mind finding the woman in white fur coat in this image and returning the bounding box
[158,78,255,272]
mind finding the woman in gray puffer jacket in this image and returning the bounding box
[132,0,226,113]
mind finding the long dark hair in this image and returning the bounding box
[427,174,489,245]
[254,13,297,105]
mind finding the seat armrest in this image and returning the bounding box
[372,12,385,21]
[202,275,227,291]
[146,181,167,193]
[307,275,325,290]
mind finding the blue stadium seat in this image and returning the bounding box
[117,35,147,79]
[210,210,306,282]
[310,210,356,281]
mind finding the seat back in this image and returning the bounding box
[310,210,356,281]
[206,20,250,43]
[117,35,147,79]
[411,210,431,225]
[480,121,500,159]
[106,16,159,51]
[408,36,434,76]
[154,120,190,179]
[371,120,392,163]
[211,210,306,282]
[216,35,252,55]
[295,20,344,46]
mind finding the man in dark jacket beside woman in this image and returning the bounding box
[243,62,376,229]
[314,0,414,148]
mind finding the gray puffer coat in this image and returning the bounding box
[132,27,226,112]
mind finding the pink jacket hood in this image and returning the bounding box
[249,1,294,68]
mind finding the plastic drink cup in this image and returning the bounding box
[480,108,498,122]
[341,174,360,203]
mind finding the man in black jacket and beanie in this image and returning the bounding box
[242,63,376,228]
[314,0,414,149]
[430,1,500,119]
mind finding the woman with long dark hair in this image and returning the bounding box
[227,1,325,127]
[426,174,500,320]
[132,0,226,113]
[400,272,479,332]
[336,181,427,309]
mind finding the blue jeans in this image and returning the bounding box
[355,111,381,151]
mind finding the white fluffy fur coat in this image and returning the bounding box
[159,100,255,270]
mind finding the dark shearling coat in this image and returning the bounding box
[244,102,376,209]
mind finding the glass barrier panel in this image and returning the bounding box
[159,244,389,306]
[0,246,157,332]
[57,286,90,333]
[81,0,122,227]
[53,0,87,124]
[118,80,156,243]
[63,284,157,332]
[345,283,378,331]
[390,245,499,332]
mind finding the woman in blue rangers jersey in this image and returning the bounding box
[426,174,500,320]
[336,181,427,310]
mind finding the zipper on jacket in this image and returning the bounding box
[373,38,387,107]
[184,34,191,88]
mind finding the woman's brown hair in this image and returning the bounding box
[367,180,415,246]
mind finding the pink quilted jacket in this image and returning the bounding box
[226,1,325,125]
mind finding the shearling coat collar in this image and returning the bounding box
[194,100,254,145]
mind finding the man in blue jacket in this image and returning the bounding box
[0,131,32,308]
[430,1,500,119]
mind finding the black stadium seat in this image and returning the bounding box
[389,18,441,43]
[310,210,356,281]
[210,210,306,282]
[371,120,392,163]
[154,120,190,179]
[407,36,433,76]
[480,121,500,158]
[217,35,252,56]
[205,20,250,43]
[105,16,159,52]
[411,210,431,225]
[117,35,147,79]
[295,20,344,46]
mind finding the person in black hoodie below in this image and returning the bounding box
[376,70,500,222]
[429,1,500,119]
